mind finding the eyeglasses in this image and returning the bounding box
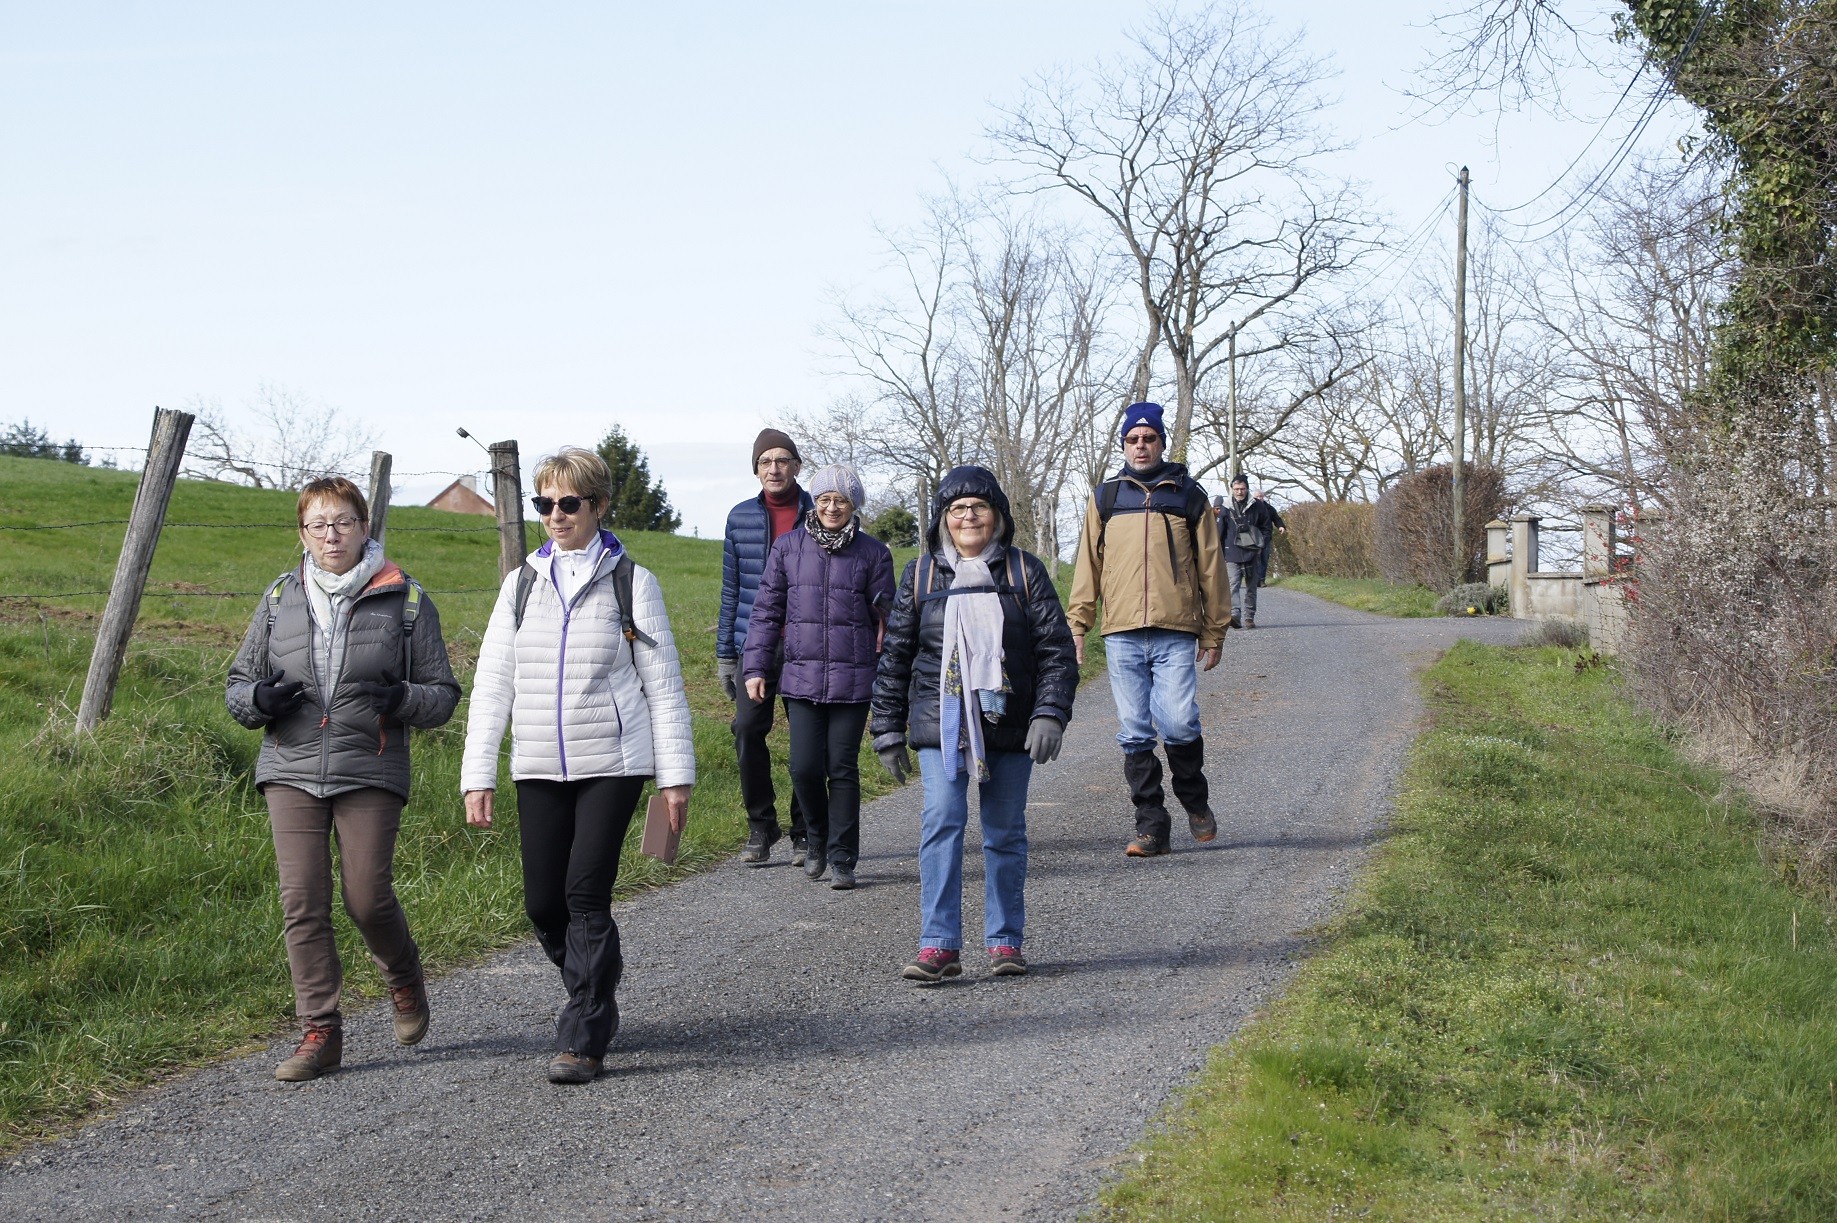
[946,501,992,520]
[814,493,854,510]
[531,495,596,516]
[302,516,364,539]
[756,456,797,470]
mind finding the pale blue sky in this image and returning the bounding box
[0,2,1685,538]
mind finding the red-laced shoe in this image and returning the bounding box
[389,981,430,1046]
[900,947,962,983]
[275,1023,343,1082]
[988,946,1029,977]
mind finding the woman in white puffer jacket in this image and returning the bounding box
[462,446,695,1085]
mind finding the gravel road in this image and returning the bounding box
[2,589,1526,1222]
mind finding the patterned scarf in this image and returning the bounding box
[805,508,857,554]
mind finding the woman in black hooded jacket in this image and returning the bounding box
[870,465,1077,982]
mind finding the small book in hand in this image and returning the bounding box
[639,793,682,864]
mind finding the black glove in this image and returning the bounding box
[253,670,308,720]
[717,657,738,701]
[1024,717,1064,765]
[357,668,407,718]
[877,745,910,785]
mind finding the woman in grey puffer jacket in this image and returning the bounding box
[226,476,461,1083]
[743,464,894,890]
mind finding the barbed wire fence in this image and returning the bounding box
[4,407,525,730]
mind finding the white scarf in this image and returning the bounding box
[304,536,386,633]
[939,537,1008,780]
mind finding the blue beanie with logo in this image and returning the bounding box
[1119,402,1166,446]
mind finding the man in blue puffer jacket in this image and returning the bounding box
[718,428,814,865]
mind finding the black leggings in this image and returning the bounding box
[515,775,646,1057]
[784,699,870,866]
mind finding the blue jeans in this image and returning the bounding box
[1105,628,1204,753]
[916,748,1033,951]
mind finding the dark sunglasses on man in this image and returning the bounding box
[530,494,597,516]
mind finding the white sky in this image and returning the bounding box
[0,2,1690,539]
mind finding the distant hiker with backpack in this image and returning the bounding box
[226,476,462,1083]
[719,428,814,868]
[1067,402,1229,858]
[871,465,1077,983]
[1219,472,1281,629]
[742,463,895,890]
[461,446,695,1085]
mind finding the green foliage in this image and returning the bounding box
[866,504,919,547]
[0,420,85,465]
[1101,643,1837,1219]
[595,424,681,533]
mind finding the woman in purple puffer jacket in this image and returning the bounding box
[744,464,895,890]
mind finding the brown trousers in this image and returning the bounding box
[265,784,423,1027]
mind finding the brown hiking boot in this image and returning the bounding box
[390,981,430,1046]
[1125,834,1170,857]
[546,1051,602,1085]
[1188,809,1218,842]
[275,1023,342,1082]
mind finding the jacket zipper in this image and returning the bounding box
[555,575,572,781]
[1139,484,1152,626]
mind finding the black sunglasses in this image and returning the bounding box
[531,494,597,516]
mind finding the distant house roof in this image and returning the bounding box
[427,478,493,516]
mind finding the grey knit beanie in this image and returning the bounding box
[806,463,866,512]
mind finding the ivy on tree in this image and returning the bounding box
[596,425,682,532]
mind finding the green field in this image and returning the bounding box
[1268,574,1443,618]
[0,453,897,1147]
[1102,643,1837,1219]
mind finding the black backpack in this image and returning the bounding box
[914,547,1033,609]
[1094,475,1211,580]
[511,550,655,646]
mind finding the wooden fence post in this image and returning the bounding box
[76,407,194,732]
[367,450,393,545]
[490,440,526,580]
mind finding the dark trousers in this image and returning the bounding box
[783,698,870,867]
[732,682,806,843]
[516,775,646,1059]
[266,785,423,1027]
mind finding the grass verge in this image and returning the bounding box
[1269,574,1442,618]
[1100,642,1837,1220]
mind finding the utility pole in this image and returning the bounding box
[1451,165,1470,586]
[1226,327,1240,480]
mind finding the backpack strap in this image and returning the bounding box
[917,549,1028,608]
[399,577,423,684]
[511,563,538,630]
[610,552,656,647]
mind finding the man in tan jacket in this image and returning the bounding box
[1067,402,1230,857]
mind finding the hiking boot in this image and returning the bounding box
[275,1023,342,1082]
[1244,617,1256,629]
[740,828,779,866]
[389,981,430,1046]
[901,948,962,983]
[546,1051,602,1085]
[1188,809,1218,843]
[828,861,856,890]
[989,946,1028,977]
[1229,611,1242,629]
[1126,834,1170,857]
[804,852,827,881]
[791,839,809,868]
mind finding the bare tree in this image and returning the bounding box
[1525,156,1731,510]
[180,384,378,489]
[990,2,1374,458]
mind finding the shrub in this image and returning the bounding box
[866,504,918,547]
[1277,501,1377,579]
[1530,617,1590,648]
[1435,582,1510,615]
[1375,463,1507,592]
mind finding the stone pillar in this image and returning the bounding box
[1580,504,1616,579]
[1485,519,1510,592]
[1508,513,1540,618]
